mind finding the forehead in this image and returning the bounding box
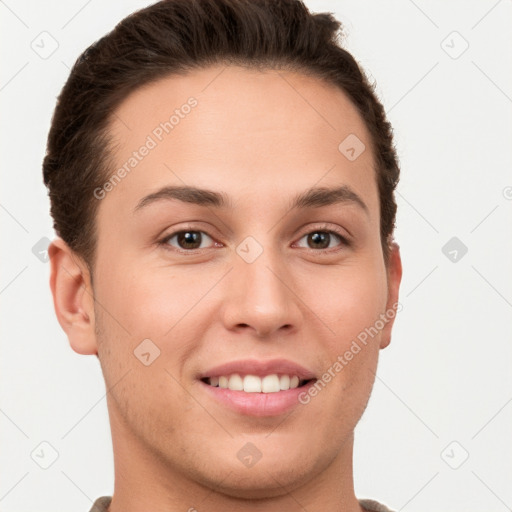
[102,65,377,219]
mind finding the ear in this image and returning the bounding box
[48,237,98,355]
[380,241,402,349]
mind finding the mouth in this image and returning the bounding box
[197,358,318,416]
[200,374,316,393]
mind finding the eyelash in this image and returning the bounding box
[157,224,350,254]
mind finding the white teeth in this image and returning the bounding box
[228,374,244,391]
[261,374,280,393]
[290,376,300,389]
[243,375,261,393]
[206,373,308,393]
[279,375,290,390]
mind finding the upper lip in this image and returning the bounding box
[199,358,317,380]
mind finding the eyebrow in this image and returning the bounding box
[133,184,368,215]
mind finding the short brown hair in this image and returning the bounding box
[43,0,400,274]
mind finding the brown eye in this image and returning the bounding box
[161,230,215,250]
[307,232,331,249]
[295,229,348,251]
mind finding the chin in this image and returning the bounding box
[188,442,325,500]
[204,464,313,500]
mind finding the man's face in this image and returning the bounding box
[66,65,401,495]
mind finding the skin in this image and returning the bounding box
[49,64,402,512]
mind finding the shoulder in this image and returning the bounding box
[359,498,396,512]
[88,496,112,512]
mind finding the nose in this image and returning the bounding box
[220,244,302,338]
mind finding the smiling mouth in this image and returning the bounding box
[200,374,316,393]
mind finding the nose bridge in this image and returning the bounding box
[222,234,300,336]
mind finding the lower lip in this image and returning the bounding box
[199,379,316,417]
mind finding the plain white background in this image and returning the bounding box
[1,1,511,511]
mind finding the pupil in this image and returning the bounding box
[178,231,201,249]
[309,232,329,249]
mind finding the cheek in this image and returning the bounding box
[300,260,388,349]
[326,266,386,400]
[302,266,386,416]
[95,253,214,340]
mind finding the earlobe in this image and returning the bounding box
[48,237,98,355]
[380,241,403,349]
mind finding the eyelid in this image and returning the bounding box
[296,223,350,241]
[293,223,351,250]
[158,222,351,253]
[158,224,219,252]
